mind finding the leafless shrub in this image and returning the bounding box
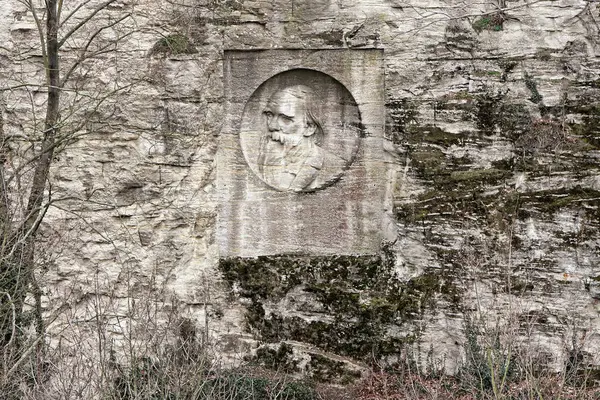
[514,118,577,155]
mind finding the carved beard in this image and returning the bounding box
[259,137,285,166]
[259,137,310,167]
[258,135,315,187]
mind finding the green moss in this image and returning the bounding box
[448,169,510,185]
[472,13,505,33]
[498,104,532,140]
[441,90,476,102]
[397,182,523,227]
[205,373,319,400]
[251,343,299,373]
[220,259,283,299]
[306,354,361,384]
[150,34,197,56]
[569,104,600,149]
[410,148,446,178]
[547,189,600,211]
[472,70,502,78]
[426,167,510,191]
[473,90,507,135]
[305,285,361,315]
[524,72,543,105]
[406,125,464,147]
[219,254,460,362]
[506,187,600,219]
[387,99,419,144]
[220,254,388,301]
[469,89,536,141]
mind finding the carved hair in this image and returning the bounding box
[276,85,325,145]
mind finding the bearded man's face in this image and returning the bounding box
[263,90,315,147]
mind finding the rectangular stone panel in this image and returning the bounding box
[219,49,385,257]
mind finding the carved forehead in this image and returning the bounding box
[267,86,314,108]
[265,89,308,116]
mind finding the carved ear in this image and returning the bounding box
[303,122,317,137]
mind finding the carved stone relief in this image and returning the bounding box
[219,49,385,257]
[240,70,361,192]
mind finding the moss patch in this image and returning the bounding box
[406,125,465,147]
[396,187,516,225]
[205,373,318,400]
[306,354,361,384]
[524,72,543,105]
[250,343,299,374]
[510,187,600,218]
[447,168,510,187]
[312,29,345,46]
[410,148,446,179]
[219,253,460,364]
[387,99,419,144]
[467,88,533,140]
[472,13,506,33]
[473,90,507,135]
[569,104,600,149]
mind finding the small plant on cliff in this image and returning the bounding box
[150,33,197,56]
[472,12,506,33]
[515,118,577,155]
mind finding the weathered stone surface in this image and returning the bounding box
[219,49,386,256]
[1,0,600,385]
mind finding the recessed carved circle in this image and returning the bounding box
[240,69,362,192]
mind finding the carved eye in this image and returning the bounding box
[281,115,293,123]
[264,111,273,118]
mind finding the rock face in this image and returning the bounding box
[1,0,599,384]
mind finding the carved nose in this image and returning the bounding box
[268,117,280,131]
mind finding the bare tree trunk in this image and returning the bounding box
[0,97,11,350]
[20,0,61,359]
[1,0,61,365]
[0,100,7,245]
[2,0,132,388]
[25,0,59,235]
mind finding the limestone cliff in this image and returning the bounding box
[1,0,599,387]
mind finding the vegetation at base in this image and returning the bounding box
[352,367,600,400]
[350,314,600,400]
[115,365,319,400]
[110,318,321,400]
[250,343,300,374]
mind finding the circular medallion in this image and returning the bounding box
[240,69,361,192]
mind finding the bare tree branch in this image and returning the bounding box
[61,13,132,86]
[58,0,121,49]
